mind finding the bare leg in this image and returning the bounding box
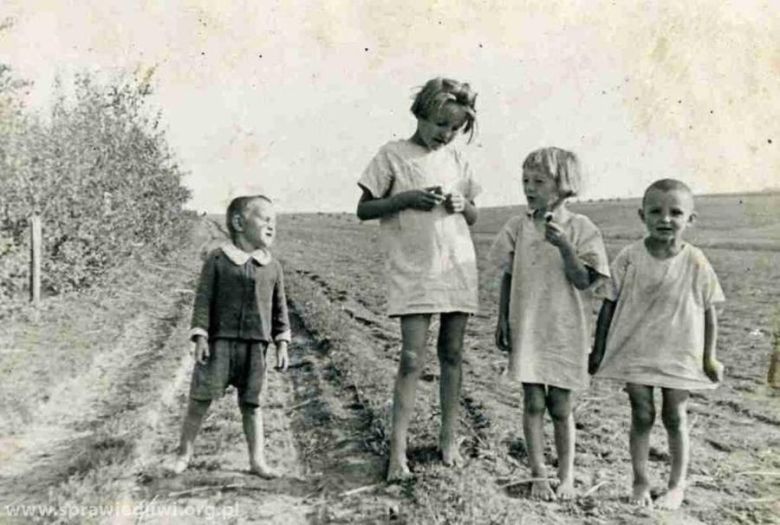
[173,398,211,474]
[547,387,575,499]
[626,383,655,507]
[523,383,555,500]
[387,314,431,482]
[241,402,279,478]
[656,388,690,510]
[437,312,467,467]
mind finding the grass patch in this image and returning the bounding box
[0,220,218,523]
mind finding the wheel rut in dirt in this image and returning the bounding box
[129,279,399,523]
[0,284,194,511]
[288,262,518,475]
[282,312,393,521]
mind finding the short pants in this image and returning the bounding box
[189,339,268,406]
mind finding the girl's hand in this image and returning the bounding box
[276,342,289,371]
[194,337,210,364]
[444,192,466,214]
[495,317,511,352]
[703,357,724,383]
[544,220,571,248]
[395,189,444,211]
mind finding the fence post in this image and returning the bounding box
[30,214,41,308]
[769,310,780,388]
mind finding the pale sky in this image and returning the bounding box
[1,1,778,212]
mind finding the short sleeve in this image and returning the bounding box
[596,246,631,301]
[574,217,610,280]
[358,146,395,198]
[455,149,482,201]
[488,216,520,275]
[694,250,725,308]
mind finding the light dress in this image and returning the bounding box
[358,139,481,317]
[489,208,610,390]
[595,240,725,390]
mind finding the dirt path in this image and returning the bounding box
[0,275,198,522]
[1,217,403,524]
[128,308,405,524]
[0,219,223,524]
[105,219,403,524]
[3,212,777,524]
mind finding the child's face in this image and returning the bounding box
[522,168,560,211]
[237,199,276,249]
[639,189,695,242]
[415,102,468,150]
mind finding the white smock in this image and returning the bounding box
[358,139,481,317]
[489,208,610,390]
[595,240,725,390]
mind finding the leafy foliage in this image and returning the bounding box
[0,66,191,297]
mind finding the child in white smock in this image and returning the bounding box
[489,147,610,500]
[356,77,481,482]
[589,179,725,510]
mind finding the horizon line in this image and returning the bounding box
[189,187,780,216]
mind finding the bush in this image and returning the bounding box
[0,66,191,297]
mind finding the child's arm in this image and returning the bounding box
[191,253,217,363]
[545,222,594,290]
[191,254,216,336]
[589,299,616,374]
[495,272,512,351]
[356,187,444,220]
[444,192,478,225]
[703,305,724,382]
[462,200,478,225]
[271,264,292,371]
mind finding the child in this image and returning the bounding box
[489,147,610,500]
[171,195,291,478]
[589,179,725,510]
[356,77,481,482]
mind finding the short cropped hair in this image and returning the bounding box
[522,147,582,198]
[641,179,693,208]
[410,77,478,141]
[226,194,273,239]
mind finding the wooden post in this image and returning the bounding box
[29,214,41,308]
[769,311,780,388]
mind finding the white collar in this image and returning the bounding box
[220,243,272,266]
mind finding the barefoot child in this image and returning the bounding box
[172,195,291,477]
[489,147,610,500]
[356,77,481,481]
[589,179,725,509]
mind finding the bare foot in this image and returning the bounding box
[530,479,556,501]
[629,483,653,507]
[249,462,281,479]
[169,455,189,475]
[440,436,465,467]
[656,486,685,510]
[386,460,413,483]
[555,478,576,500]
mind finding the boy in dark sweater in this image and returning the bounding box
[172,195,290,478]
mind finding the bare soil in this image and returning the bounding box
[1,195,778,524]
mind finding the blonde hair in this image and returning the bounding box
[410,77,477,142]
[522,147,582,198]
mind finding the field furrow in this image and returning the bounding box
[273,203,780,524]
[2,196,777,524]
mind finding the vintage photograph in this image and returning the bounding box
[1,2,778,523]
